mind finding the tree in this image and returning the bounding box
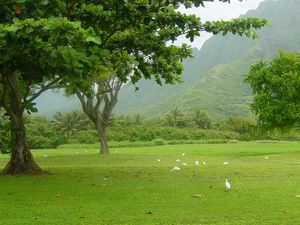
[166,107,184,127]
[193,109,212,129]
[53,110,91,138]
[0,0,267,174]
[245,51,300,130]
[74,76,122,154]
[63,1,266,154]
[0,4,102,174]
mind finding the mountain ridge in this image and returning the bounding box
[115,0,300,119]
[35,0,300,119]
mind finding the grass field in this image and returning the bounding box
[1,142,300,225]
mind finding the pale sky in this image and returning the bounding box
[178,0,266,49]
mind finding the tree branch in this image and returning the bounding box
[27,77,61,103]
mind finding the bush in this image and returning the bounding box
[223,116,256,135]
[106,126,240,142]
[25,115,67,149]
[193,109,212,129]
[70,130,98,144]
[152,139,165,145]
[29,136,56,149]
[0,113,11,154]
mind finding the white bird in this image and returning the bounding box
[265,156,269,159]
[223,162,229,166]
[170,166,181,171]
[195,160,199,166]
[202,161,206,166]
[181,153,186,156]
[157,159,161,162]
[182,162,187,166]
[176,159,181,162]
[225,179,231,190]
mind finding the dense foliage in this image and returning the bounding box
[1,109,299,153]
[0,111,11,153]
[245,51,300,130]
[25,116,66,149]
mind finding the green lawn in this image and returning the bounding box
[1,142,300,225]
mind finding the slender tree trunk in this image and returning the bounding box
[76,77,122,155]
[1,71,44,175]
[96,123,109,155]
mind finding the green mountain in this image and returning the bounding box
[35,0,300,119]
[114,0,300,119]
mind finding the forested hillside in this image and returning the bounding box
[35,0,300,119]
[115,0,300,119]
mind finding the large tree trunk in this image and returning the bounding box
[1,112,43,175]
[96,123,109,155]
[1,71,44,175]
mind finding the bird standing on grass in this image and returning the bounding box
[170,167,181,171]
[225,179,231,190]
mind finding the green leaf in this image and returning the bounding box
[85,36,101,44]
[25,27,34,34]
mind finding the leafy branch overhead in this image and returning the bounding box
[1,0,267,87]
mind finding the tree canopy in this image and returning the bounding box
[245,51,300,130]
[0,0,267,174]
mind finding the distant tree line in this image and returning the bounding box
[1,108,299,153]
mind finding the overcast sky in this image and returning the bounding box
[178,0,266,49]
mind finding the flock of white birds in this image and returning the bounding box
[160,153,233,190]
[39,150,269,191]
[164,153,271,190]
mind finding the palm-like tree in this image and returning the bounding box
[52,110,90,138]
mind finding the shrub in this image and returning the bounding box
[223,116,256,135]
[152,139,165,145]
[29,136,56,149]
[0,114,11,154]
[70,130,98,144]
[25,115,67,149]
[106,126,240,142]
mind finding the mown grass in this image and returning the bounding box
[0,142,300,225]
